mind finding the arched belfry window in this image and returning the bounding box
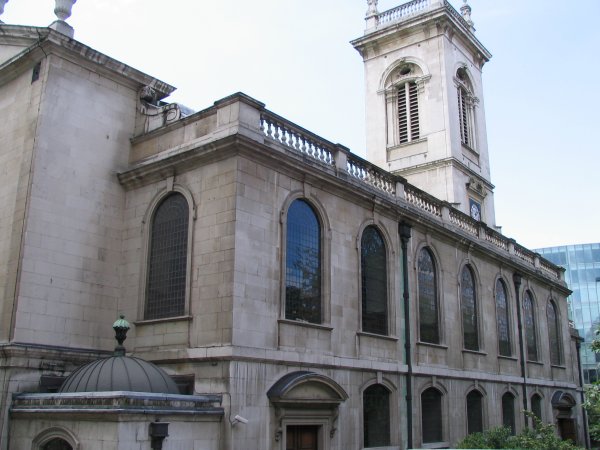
[523,291,538,361]
[285,199,322,324]
[547,300,562,365]
[466,390,484,435]
[421,387,443,444]
[146,193,189,320]
[361,226,388,335]
[363,384,391,447]
[456,67,476,149]
[461,265,479,351]
[418,247,439,344]
[384,63,427,147]
[495,279,511,356]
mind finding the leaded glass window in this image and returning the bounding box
[531,394,543,423]
[422,387,443,443]
[145,193,189,320]
[361,226,388,335]
[467,390,484,435]
[502,392,516,434]
[363,384,391,447]
[523,291,538,361]
[495,279,511,356]
[285,199,321,324]
[418,248,439,344]
[461,265,479,351]
[547,301,562,365]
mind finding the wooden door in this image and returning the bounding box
[558,418,577,444]
[286,425,319,450]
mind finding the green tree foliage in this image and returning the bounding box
[584,327,600,440]
[456,412,583,449]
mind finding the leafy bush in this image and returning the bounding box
[456,413,583,449]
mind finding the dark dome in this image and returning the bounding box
[59,355,180,394]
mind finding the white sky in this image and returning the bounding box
[3,0,599,250]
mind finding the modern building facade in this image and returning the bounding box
[538,243,600,384]
[0,1,587,449]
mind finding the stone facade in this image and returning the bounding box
[0,2,586,450]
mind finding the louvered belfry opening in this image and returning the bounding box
[398,81,419,144]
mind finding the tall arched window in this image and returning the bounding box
[418,248,439,344]
[456,68,475,149]
[361,226,388,335]
[466,390,484,435]
[43,439,73,450]
[531,393,543,423]
[461,265,479,351]
[363,384,391,447]
[495,279,511,356]
[523,291,538,361]
[286,199,321,324]
[146,193,189,320]
[422,387,443,443]
[502,392,516,434]
[547,300,562,365]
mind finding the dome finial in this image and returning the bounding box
[113,315,130,356]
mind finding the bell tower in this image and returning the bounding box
[352,0,495,226]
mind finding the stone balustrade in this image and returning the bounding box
[377,0,431,26]
[258,106,562,282]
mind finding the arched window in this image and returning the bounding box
[422,387,443,443]
[502,392,516,435]
[418,248,439,344]
[42,439,73,450]
[466,390,484,435]
[398,80,420,144]
[363,384,391,447]
[145,193,189,320]
[523,291,538,361]
[531,393,543,423]
[361,226,388,335]
[286,199,321,324]
[495,279,511,356]
[456,68,475,149]
[547,300,562,365]
[461,265,479,351]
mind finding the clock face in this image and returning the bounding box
[470,200,481,221]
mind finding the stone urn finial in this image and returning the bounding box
[49,0,77,38]
[0,0,9,23]
[54,0,77,21]
[460,0,475,31]
[366,0,378,17]
[113,315,131,357]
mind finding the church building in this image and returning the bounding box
[0,0,586,449]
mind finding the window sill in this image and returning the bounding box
[278,319,333,331]
[357,331,398,342]
[417,341,448,350]
[134,315,192,326]
[527,359,544,366]
[551,364,566,370]
[462,348,487,356]
[387,137,427,151]
[461,142,479,156]
[497,354,518,361]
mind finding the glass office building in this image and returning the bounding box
[537,243,600,383]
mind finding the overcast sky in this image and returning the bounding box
[3,0,599,250]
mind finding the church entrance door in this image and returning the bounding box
[286,425,319,450]
[558,418,577,443]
